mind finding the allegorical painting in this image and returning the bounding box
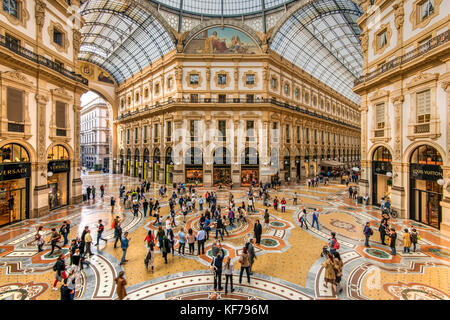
[184,27,260,54]
[98,71,114,84]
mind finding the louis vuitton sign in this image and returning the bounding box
[410,163,443,181]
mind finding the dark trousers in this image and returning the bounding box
[197,240,205,255]
[213,270,222,290]
[225,274,233,293]
[380,232,386,245]
[255,233,261,244]
[50,242,61,255]
[239,267,251,284]
[178,243,185,255]
[188,243,195,254]
[300,218,309,229]
[114,236,121,248]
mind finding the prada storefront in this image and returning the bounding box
[372,146,392,205]
[47,145,70,210]
[409,145,443,229]
[0,143,30,226]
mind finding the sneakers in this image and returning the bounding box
[52,287,58,291]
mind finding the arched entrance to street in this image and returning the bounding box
[213,147,232,186]
[372,146,392,205]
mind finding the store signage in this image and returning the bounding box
[372,161,392,175]
[410,163,443,181]
[48,160,70,173]
[0,163,31,181]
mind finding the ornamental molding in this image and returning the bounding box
[406,71,439,90]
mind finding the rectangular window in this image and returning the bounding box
[127,129,130,144]
[5,33,19,50]
[190,94,198,102]
[218,94,226,103]
[3,0,19,18]
[306,128,310,144]
[190,74,199,85]
[314,129,317,144]
[168,78,173,88]
[7,87,24,122]
[420,0,434,21]
[144,88,149,98]
[377,30,387,49]
[295,88,299,99]
[271,78,277,89]
[154,124,159,140]
[55,101,66,128]
[218,120,226,141]
[218,74,227,85]
[246,120,254,141]
[246,94,254,103]
[190,120,198,141]
[134,128,138,143]
[246,74,255,85]
[144,126,148,141]
[166,121,172,141]
[272,122,278,142]
[155,83,160,95]
[286,124,290,142]
[416,89,431,123]
[284,84,289,95]
[376,103,385,129]
[53,28,64,47]
[296,126,300,143]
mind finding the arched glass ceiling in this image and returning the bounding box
[150,0,295,16]
[79,0,175,84]
[271,0,363,104]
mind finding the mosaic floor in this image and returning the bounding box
[0,174,448,300]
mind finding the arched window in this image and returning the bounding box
[372,146,392,162]
[185,147,202,165]
[165,147,173,164]
[0,143,29,163]
[213,147,231,165]
[410,145,443,165]
[241,147,258,165]
[153,148,161,163]
[47,145,69,160]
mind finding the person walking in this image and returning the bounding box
[402,228,411,253]
[96,219,107,246]
[311,210,319,230]
[143,198,149,217]
[253,220,262,245]
[110,196,116,214]
[215,218,224,241]
[281,198,286,212]
[263,209,270,231]
[178,228,186,256]
[35,226,45,253]
[92,186,96,199]
[161,234,170,264]
[329,232,339,255]
[100,184,105,198]
[60,279,72,300]
[144,240,155,272]
[293,192,298,205]
[115,271,127,300]
[187,228,196,255]
[120,232,130,265]
[333,252,344,294]
[363,222,373,247]
[168,229,175,256]
[322,252,337,294]
[196,227,206,256]
[59,221,70,246]
[114,222,122,249]
[156,226,165,250]
[84,229,94,258]
[299,209,309,230]
[52,253,67,290]
[245,238,256,275]
[389,227,397,255]
[238,247,251,285]
[211,249,224,291]
[223,256,234,294]
[49,228,62,256]
[410,228,419,252]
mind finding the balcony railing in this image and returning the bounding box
[117,98,360,130]
[355,30,449,86]
[0,34,88,86]
[414,123,430,134]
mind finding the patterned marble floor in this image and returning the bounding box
[0,174,448,300]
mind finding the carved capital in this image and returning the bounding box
[393,2,404,30]
[35,0,46,34]
[73,29,81,55]
[35,93,49,105]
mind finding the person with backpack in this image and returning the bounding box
[52,253,67,290]
[95,220,107,246]
[363,222,373,247]
[144,240,155,272]
[329,232,339,255]
[49,228,62,256]
[211,249,224,291]
[35,226,45,253]
[311,210,320,230]
[238,246,251,285]
[410,228,419,252]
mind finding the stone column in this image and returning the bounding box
[231,117,240,187]
[439,76,450,235]
[33,93,50,218]
[172,116,184,184]
[71,92,83,204]
[358,99,370,196]
[391,93,406,218]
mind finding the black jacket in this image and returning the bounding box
[60,285,72,300]
[254,223,262,235]
[55,259,66,275]
[114,225,122,238]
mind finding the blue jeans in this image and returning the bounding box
[200,203,203,211]
[215,229,223,240]
[403,246,410,253]
[143,207,148,216]
[364,235,370,247]
[312,219,319,230]
[63,233,68,246]
[391,246,396,255]
[121,248,127,263]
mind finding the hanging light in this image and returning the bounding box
[386,172,392,177]
[437,179,444,186]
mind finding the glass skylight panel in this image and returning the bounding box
[182,0,222,15]
[155,0,181,9]
[223,0,262,15]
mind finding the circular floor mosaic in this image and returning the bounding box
[363,248,391,260]
[260,238,280,247]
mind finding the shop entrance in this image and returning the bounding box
[409,145,443,229]
[165,148,174,185]
[185,147,203,186]
[213,147,231,186]
[47,145,70,210]
[153,148,161,183]
[371,146,392,205]
[241,147,259,187]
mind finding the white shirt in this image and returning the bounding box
[166,220,171,230]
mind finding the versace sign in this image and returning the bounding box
[0,163,31,181]
[48,160,70,173]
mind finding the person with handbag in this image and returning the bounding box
[410,228,419,252]
[238,247,251,285]
[35,226,45,253]
[144,240,155,272]
[211,250,224,291]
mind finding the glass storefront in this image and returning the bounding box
[409,145,443,229]
[126,149,131,176]
[241,167,259,186]
[185,147,203,185]
[165,148,174,185]
[372,146,392,205]
[186,168,203,185]
[213,167,231,186]
[0,144,31,226]
[47,145,70,211]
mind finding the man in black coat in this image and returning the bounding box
[211,250,224,291]
[60,279,72,300]
[253,220,263,244]
[114,223,122,249]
